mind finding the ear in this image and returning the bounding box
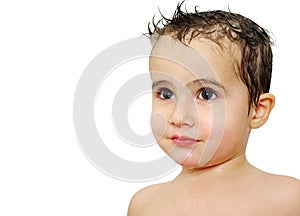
[250,93,275,129]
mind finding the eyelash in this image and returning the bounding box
[156,88,174,100]
[155,87,218,101]
[197,87,218,101]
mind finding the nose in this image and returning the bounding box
[169,99,196,128]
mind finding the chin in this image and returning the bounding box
[174,152,228,169]
[171,152,203,167]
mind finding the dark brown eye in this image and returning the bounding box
[198,88,217,100]
[158,88,174,100]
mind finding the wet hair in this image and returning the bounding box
[148,1,273,110]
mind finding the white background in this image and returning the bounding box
[1,0,299,215]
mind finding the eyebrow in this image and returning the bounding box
[152,78,225,91]
[188,78,226,91]
[152,80,171,89]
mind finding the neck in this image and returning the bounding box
[178,153,250,179]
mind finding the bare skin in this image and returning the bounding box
[128,155,300,216]
[127,37,300,215]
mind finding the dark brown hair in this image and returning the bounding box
[148,2,273,110]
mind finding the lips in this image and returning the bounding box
[171,135,199,147]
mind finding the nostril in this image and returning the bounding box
[169,100,196,127]
[169,109,182,127]
[169,113,194,128]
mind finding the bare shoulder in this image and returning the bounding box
[265,174,300,214]
[127,183,165,216]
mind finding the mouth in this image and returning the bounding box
[171,135,200,147]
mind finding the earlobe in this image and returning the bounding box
[250,93,275,129]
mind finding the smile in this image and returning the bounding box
[171,135,200,147]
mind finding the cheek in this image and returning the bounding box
[223,100,251,142]
[208,108,251,164]
[197,99,250,165]
[151,101,173,140]
[197,103,224,140]
[197,107,227,165]
[150,110,167,142]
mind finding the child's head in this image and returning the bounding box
[149,3,273,110]
[148,3,275,168]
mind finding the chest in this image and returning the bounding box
[139,186,278,216]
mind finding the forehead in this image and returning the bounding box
[150,36,240,86]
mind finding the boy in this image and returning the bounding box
[128,3,300,215]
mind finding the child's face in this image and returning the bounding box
[150,36,253,168]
